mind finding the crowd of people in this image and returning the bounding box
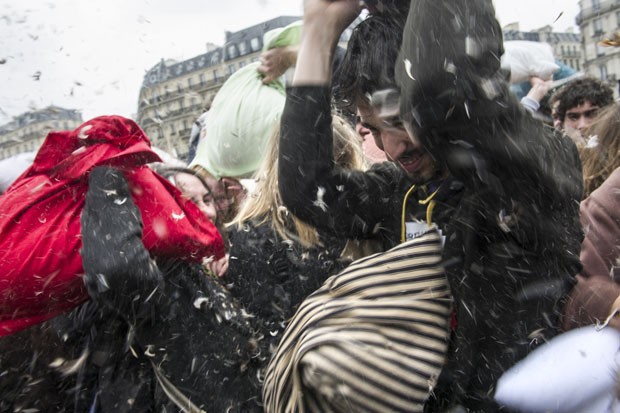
[1,0,620,412]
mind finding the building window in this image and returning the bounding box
[616,10,620,27]
[593,0,601,10]
[187,77,193,88]
[228,45,238,59]
[595,41,604,56]
[250,37,260,52]
[239,41,247,55]
[177,83,182,93]
[593,18,603,36]
[228,63,236,74]
[199,73,205,86]
[600,64,608,80]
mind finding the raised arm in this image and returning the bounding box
[292,0,360,85]
[278,1,403,241]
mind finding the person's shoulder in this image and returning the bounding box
[602,166,620,188]
[362,162,408,192]
[586,166,620,208]
[228,219,271,244]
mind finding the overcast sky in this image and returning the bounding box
[0,0,580,125]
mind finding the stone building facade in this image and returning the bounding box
[577,0,620,93]
[136,16,300,161]
[0,106,83,161]
[503,23,583,72]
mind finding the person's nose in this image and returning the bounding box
[197,199,218,223]
[381,132,409,160]
[576,115,589,132]
[356,123,371,140]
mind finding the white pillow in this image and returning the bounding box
[495,325,620,413]
[501,41,560,84]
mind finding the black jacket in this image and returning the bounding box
[226,220,350,341]
[278,86,464,251]
[0,167,268,413]
[395,1,584,411]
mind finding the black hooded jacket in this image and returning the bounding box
[395,1,584,411]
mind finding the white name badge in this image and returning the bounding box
[405,221,431,241]
[405,221,445,246]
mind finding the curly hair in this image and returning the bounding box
[550,76,614,124]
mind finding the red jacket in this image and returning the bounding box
[0,116,225,336]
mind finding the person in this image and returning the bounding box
[146,146,243,277]
[186,110,209,163]
[519,75,553,118]
[172,167,246,234]
[355,109,387,163]
[563,103,620,331]
[78,166,266,412]
[579,102,620,199]
[269,0,583,411]
[261,4,457,410]
[225,113,367,353]
[395,0,583,410]
[0,116,227,411]
[279,3,463,255]
[495,106,620,413]
[171,167,245,276]
[550,76,615,147]
[0,115,224,336]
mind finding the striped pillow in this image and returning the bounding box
[262,230,452,413]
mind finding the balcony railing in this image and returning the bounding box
[577,0,620,24]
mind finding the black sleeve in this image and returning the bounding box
[81,166,165,323]
[278,85,403,239]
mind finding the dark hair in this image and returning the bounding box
[333,10,407,112]
[550,76,614,123]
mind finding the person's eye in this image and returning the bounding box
[585,109,599,118]
[567,113,579,121]
[388,120,404,129]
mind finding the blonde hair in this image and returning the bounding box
[579,103,620,198]
[228,114,366,248]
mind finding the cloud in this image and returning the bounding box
[0,0,578,125]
